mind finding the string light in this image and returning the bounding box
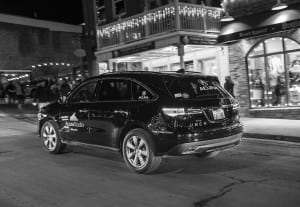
[97,5,221,38]
[30,62,73,69]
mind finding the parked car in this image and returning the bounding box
[37,71,243,174]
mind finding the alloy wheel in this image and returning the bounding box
[42,123,57,151]
[125,135,149,169]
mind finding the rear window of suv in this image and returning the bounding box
[165,76,226,99]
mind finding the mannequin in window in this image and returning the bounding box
[289,60,300,85]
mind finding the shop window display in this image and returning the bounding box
[286,51,300,105]
[247,37,300,108]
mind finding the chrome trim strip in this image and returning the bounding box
[61,140,120,151]
[167,133,242,155]
[193,133,242,151]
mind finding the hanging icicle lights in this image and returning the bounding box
[97,5,221,38]
[31,62,73,68]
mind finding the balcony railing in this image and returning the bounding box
[96,3,222,49]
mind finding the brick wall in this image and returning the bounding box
[0,22,82,74]
[228,29,300,120]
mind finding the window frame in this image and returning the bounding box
[96,0,106,25]
[246,36,300,109]
[112,0,126,19]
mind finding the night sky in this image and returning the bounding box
[0,0,83,25]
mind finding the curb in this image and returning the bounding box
[243,133,300,143]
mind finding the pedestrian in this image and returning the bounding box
[49,80,60,103]
[35,80,52,110]
[5,81,16,104]
[15,82,25,110]
[60,78,71,101]
[224,76,235,97]
[0,82,5,104]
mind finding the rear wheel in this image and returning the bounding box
[122,129,161,174]
[41,120,66,154]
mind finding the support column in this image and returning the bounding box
[177,43,185,70]
[82,0,98,77]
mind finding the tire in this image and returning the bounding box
[41,120,66,154]
[194,151,220,158]
[122,128,162,174]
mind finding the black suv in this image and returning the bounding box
[38,71,243,173]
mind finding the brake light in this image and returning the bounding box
[162,108,203,117]
[162,108,185,117]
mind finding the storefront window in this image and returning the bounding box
[266,54,286,106]
[265,37,283,54]
[284,38,300,51]
[247,37,300,108]
[286,51,300,105]
[249,43,264,57]
[248,57,266,107]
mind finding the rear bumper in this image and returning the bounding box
[166,133,242,155]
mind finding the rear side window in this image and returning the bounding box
[98,79,131,101]
[166,77,226,99]
[132,82,154,100]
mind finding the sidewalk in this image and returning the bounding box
[241,117,300,143]
[0,104,38,118]
[0,104,300,142]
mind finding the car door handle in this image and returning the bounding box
[79,109,89,113]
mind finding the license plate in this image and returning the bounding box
[212,108,225,120]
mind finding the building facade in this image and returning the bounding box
[0,13,83,84]
[92,0,232,86]
[219,0,300,119]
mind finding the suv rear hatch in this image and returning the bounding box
[161,75,240,134]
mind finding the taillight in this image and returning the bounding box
[162,108,203,117]
[162,108,185,117]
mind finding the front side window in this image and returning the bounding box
[69,81,98,103]
[98,79,131,101]
[247,37,300,108]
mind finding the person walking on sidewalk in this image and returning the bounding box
[0,82,5,104]
[59,78,71,102]
[35,80,52,110]
[15,82,25,110]
[5,81,16,104]
[224,76,235,97]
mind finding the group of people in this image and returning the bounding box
[0,77,80,110]
[0,81,27,108]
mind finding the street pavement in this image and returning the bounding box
[0,115,300,207]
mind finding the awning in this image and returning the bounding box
[219,4,300,43]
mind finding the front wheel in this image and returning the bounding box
[41,120,66,154]
[122,129,162,174]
